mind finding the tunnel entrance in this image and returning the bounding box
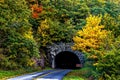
[55,51,81,69]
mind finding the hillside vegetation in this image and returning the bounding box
[0,0,120,79]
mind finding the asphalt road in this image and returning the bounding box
[7,69,71,80]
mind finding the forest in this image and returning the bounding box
[0,0,120,80]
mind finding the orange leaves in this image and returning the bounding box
[31,4,43,13]
[36,7,42,13]
[72,15,109,52]
[31,4,43,18]
[32,12,39,18]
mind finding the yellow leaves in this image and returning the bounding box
[0,0,4,3]
[89,55,98,59]
[23,28,34,40]
[37,19,50,46]
[98,0,106,3]
[72,36,86,51]
[0,53,5,60]
[27,59,35,66]
[37,19,49,34]
[19,47,29,54]
[0,48,3,53]
[72,15,109,52]
[98,77,104,80]
[86,15,101,27]
[93,62,98,66]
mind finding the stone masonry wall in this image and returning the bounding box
[46,42,85,68]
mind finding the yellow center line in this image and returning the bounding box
[34,70,64,80]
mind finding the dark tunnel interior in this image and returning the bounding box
[55,51,81,69]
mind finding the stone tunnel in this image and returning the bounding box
[46,42,85,69]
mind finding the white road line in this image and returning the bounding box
[36,78,59,80]
[7,73,43,80]
[35,70,63,79]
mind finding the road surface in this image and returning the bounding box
[7,69,71,80]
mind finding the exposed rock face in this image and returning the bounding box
[46,42,85,68]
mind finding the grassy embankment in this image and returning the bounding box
[0,61,98,80]
[63,61,98,80]
[0,67,51,80]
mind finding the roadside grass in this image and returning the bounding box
[63,67,90,80]
[0,67,52,80]
[63,76,84,80]
[63,61,99,80]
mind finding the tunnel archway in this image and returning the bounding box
[55,51,81,69]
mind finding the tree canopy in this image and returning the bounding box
[0,0,120,79]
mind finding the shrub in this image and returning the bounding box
[0,0,39,69]
[96,36,120,79]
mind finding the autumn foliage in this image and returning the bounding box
[0,0,120,79]
[72,15,109,52]
[31,4,43,18]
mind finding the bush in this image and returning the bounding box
[0,29,39,69]
[0,0,39,69]
[96,37,120,80]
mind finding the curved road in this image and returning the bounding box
[7,69,71,80]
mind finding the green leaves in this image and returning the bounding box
[0,0,39,69]
[36,18,75,46]
[96,36,120,79]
